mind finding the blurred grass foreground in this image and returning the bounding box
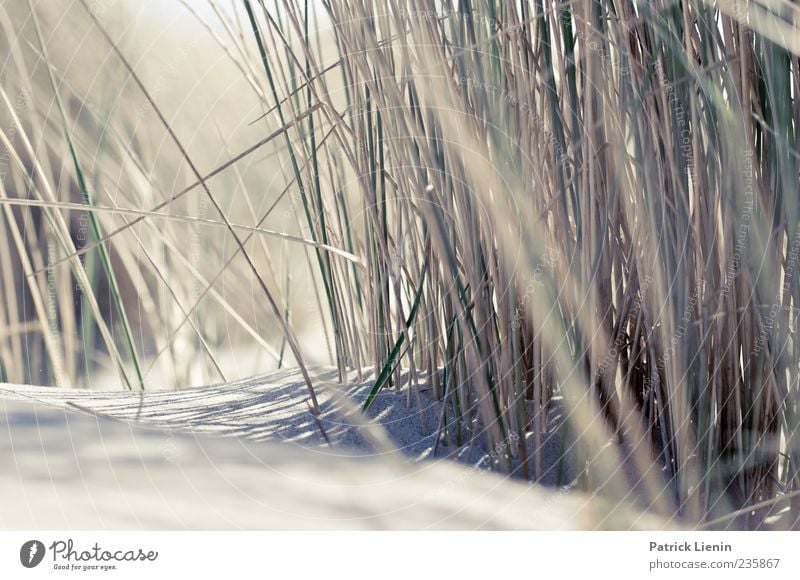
[1,0,800,529]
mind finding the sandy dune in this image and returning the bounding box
[0,369,665,529]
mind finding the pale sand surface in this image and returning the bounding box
[0,368,661,529]
[1,368,569,483]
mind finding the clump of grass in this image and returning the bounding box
[1,0,799,529]
[239,0,800,529]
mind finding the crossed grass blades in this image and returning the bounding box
[1,0,799,529]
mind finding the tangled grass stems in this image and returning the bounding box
[1,0,799,529]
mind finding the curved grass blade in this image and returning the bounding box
[363,253,429,411]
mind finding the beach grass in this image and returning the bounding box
[1,0,799,529]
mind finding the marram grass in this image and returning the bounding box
[0,0,799,529]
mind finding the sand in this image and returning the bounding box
[0,368,663,529]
